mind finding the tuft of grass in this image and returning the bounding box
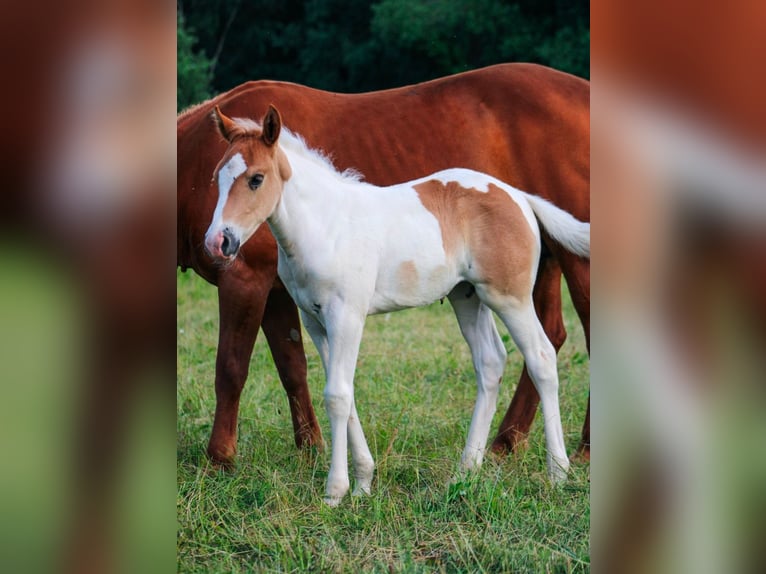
[178,269,590,572]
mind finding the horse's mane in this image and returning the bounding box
[177,95,220,123]
[227,116,365,184]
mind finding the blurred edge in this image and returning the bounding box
[0,1,175,574]
[592,1,766,573]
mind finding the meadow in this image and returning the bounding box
[177,269,590,573]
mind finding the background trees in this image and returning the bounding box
[177,0,588,110]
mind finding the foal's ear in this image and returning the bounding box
[212,106,238,142]
[262,105,282,147]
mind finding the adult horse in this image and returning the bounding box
[177,63,590,466]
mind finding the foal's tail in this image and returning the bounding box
[523,193,590,259]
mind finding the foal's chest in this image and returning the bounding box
[276,247,333,320]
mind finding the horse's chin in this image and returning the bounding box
[216,253,238,268]
[203,244,238,267]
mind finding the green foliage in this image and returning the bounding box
[372,0,527,72]
[177,12,212,111]
[180,0,589,95]
[177,270,590,571]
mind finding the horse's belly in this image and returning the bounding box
[369,262,458,314]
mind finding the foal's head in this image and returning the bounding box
[204,105,292,261]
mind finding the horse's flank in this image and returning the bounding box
[413,179,538,300]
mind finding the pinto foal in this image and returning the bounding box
[204,105,590,506]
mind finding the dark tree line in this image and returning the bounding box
[178,0,588,111]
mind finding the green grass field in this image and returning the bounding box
[177,269,590,573]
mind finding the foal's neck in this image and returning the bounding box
[268,146,364,254]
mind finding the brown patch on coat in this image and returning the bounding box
[397,260,419,294]
[413,180,538,299]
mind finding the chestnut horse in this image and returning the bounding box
[177,63,590,466]
[203,105,589,504]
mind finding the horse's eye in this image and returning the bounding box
[248,174,264,190]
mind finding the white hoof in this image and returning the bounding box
[351,484,371,497]
[323,495,344,507]
[548,456,570,484]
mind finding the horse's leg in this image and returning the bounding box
[484,291,569,482]
[490,254,567,455]
[303,308,373,495]
[576,399,591,462]
[261,283,323,449]
[557,251,591,460]
[311,305,367,506]
[447,284,508,469]
[206,264,272,466]
[347,398,375,496]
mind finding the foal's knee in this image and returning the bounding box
[324,388,352,418]
[526,342,559,393]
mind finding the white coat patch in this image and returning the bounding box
[433,168,491,193]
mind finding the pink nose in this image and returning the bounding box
[204,230,225,260]
[205,228,240,260]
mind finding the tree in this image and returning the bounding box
[179,0,589,96]
[177,11,212,111]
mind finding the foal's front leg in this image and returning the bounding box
[324,307,369,505]
[302,308,372,505]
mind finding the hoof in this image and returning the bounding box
[207,445,236,470]
[548,460,570,485]
[351,485,371,497]
[570,447,590,464]
[296,426,325,451]
[489,434,529,456]
[323,495,344,507]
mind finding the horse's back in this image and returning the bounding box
[177,63,589,275]
[215,63,589,210]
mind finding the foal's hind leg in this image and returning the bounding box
[348,398,375,496]
[448,284,508,470]
[481,290,569,482]
[491,254,567,455]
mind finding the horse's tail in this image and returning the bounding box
[522,193,590,259]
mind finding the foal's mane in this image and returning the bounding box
[227,116,365,184]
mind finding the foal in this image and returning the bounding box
[204,105,590,506]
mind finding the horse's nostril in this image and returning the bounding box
[221,229,240,257]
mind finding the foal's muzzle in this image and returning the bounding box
[221,228,240,258]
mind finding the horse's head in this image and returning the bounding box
[204,105,292,262]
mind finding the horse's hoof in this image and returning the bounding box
[206,447,236,471]
[549,468,569,485]
[323,495,344,507]
[570,448,590,464]
[351,485,371,497]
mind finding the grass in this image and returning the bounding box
[177,269,590,572]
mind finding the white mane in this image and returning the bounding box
[231,116,365,184]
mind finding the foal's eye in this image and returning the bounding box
[248,174,264,190]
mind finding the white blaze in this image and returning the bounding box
[209,152,247,232]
